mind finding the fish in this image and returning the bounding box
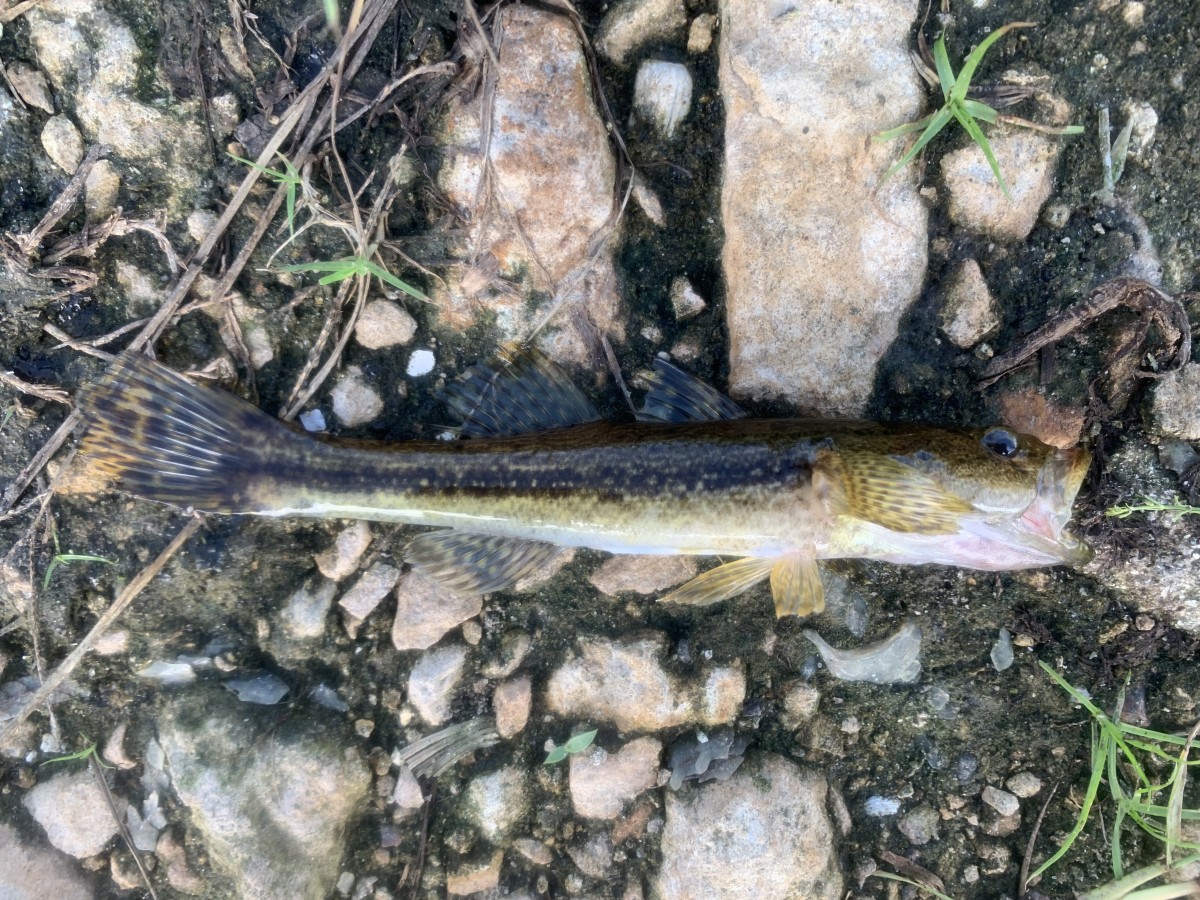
[62,348,1092,618]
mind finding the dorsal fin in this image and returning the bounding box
[443,346,600,438]
[405,530,563,594]
[636,358,746,424]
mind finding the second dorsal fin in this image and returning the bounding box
[443,346,600,438]
[636,358,746,424]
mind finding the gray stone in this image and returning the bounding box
[546,634,744,732]
[408,644,469,726]
[463,767,529,842]
[391,571,482,651]
[720,0,927,416]
[337,562,401,633]
[493,676,532,739]
[687,14,717,54]
[330,367,383,427]
[0,823,93,900]
[279,579,336,641]
[898,804,940,846]
[1151,362,1200,440]
[654,754,841,899]
[596,0,687,65]
[1006,771,1043,798]
[22,770,121,858]
[669,277,705,321]
[436,5,621,365]
[354,299,418,350]
[446,852,503,896]
[940,259,999,348]
[314,521,372,581]
[158,688,369,900]
[633,61,693,140]
[981,785,1020,818]
[7,62,55,113]
[589,555,697,596]
[943,128,1060,242]
[83,159,120,222]
[570,737,662,819]
[41,115,84,173]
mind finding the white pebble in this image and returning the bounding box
[299,409,326,432]
[406,349,435,377]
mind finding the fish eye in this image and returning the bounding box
[982,427,1020,459]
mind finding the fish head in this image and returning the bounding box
[835,425,1092,569]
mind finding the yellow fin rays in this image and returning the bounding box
[660,553,825,619]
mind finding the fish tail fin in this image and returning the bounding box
[65,351,294,513]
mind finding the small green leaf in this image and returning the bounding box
[952,21,1036,103]
[563,729,598,754]
[544,746,568,765]
[882,105,953,182]
[43,553,117,590]
[960,99,999,123]
[932,34,956,101]
[953,103,1010,197]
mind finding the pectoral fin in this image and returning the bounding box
[659,557,775,607]
[636,358,746,423]
[770,554,825,618]
[840,453,973,534]
[406,531,562,594]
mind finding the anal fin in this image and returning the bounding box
[770,554,825,618]
[659,557,774,607]
[406,531,563,594]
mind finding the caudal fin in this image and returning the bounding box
[68,351,294,513]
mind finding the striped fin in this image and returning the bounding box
[770,554,825,618]
[69,351,295,512]
[443,346,599,438]
[405,531,563,594]
[659,557,775,607]
[636,358,746,424]
[839,452,973,534]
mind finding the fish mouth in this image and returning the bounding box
[1013,446,1093,566]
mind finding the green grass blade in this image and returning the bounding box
[869,872,955,900]
[362,261,431,302]
[1031,725,1110,880]
[876,114,938,142]
[1079,856,1200,900]
[883,106,953,181]
[961,99,999,123]
[932,34,955,101]
[952,103,1009,197]
[43,554,117,589]
[952,22,1037,103]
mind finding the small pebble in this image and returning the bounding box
[981,785,1020,818]
[1005,771,1042,798]
[41,115,84,173]
[406,349,435,377]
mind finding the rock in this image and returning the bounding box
[0,822,92,900]
[1006,772,1043,798]
[654,754,841,899]
[408,645,469,726]
[354,299,418,350]
[981,785,1020,817]
[447,851,503,896]
[633,61,693,140]
[481,632,531,679]
[392,766,425,810]
[940,259,999,348]
[185,209,219,244]
[781,682,821,727]
[330,366,383,427]
[632,176,665,226]
[156,828,204,894]
[7,63,55,113]
[27,0,206,205]
[158,688,370,900]
[589,555,698,596]
[720,0,926,416]
[22,770,121,858]
[898,804,939,846]
[1151,362,1200,440]
[493,676,532,739]
[314,521,373,581]
[688,14,717,54]
[40,115,84,172]
[405,348,435,377]
[568,833,613,877]
[463,767,529,842]
[596,0,687,65]
[669,277,705,321]
[338,562,401,635]
[943,129,1059,241]
[84,158,120,222]
[570,737,662,819]
[996,388,1086,449]
[545,634,745,732]
[1123,100,1157,159]
[391,571,482,651]
[513,838,554,866]
[436,5,621,365]
[279,579,336,640]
